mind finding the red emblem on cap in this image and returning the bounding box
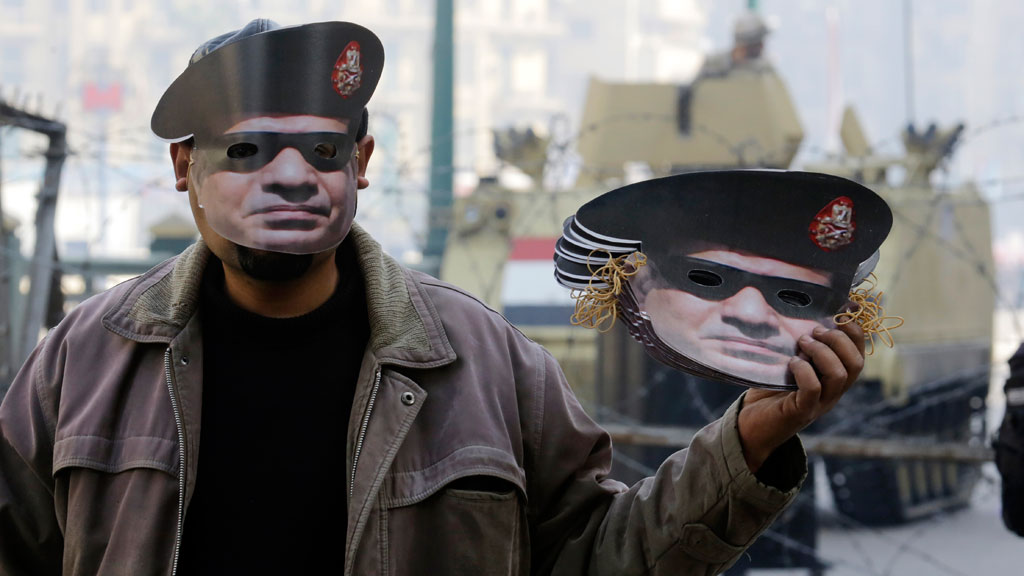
[810,196,855,251]
[332,41,363,99]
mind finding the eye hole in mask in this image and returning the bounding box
[227,142,259,159]
[687,269,723,287]
[776,289,813,308]
[196,131,354,174]
[314,142,338,159]
[656,256,844,320]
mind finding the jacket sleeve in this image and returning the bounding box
[996,343,1024,537]
[526,346,806,576]
[0,335,64,575]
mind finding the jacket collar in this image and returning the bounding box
[102,223,456,369]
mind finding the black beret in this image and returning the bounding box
[151,21,384,143]
[570,170,892,282]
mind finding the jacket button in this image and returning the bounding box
[180,356,190,366]
[401,392,416,406]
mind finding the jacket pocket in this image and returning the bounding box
[51,435,181,575]
[53,434,179,476]
[383,462,527,576]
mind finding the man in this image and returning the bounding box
[697,10,772,78]
[0,20,865,575]
[996,343,1024,537]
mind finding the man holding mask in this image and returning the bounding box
[0,20,866,575]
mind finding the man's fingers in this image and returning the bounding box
[814,325,864,386]
[780,325,867,440]
[798,333,848,385]
[836,319,867,359]
[797,333,848,402]
[788,356,822,425]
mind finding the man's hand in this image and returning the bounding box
[737,321,866,473]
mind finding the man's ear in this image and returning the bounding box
[355,135,375,190]
[170,143,192,192]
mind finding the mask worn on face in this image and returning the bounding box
[151,22,385,258]
[189,129,358,257]
[194,131,355,173]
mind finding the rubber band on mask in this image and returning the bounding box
[834,273,904,355]
[570,251,647,332]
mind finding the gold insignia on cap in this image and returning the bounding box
[332,41,363,99]
[810,196,855,251]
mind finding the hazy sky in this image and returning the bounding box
[710,1,1024,186]
[5,0,1024,255]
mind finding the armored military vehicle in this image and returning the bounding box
[440,10,992,535]
[803,111,992,525]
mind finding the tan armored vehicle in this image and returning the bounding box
[803,111,993,525]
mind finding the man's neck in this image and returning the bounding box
[221,252,339,318]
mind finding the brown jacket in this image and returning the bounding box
[0,225,805,575]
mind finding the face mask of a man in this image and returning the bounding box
[189,115,359,255]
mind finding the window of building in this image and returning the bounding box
[1,44,25,86]
[480,0,503,19]
[510,49,546,95]
[455,39,476,86]
[511,0,547,22]
[657,0,701,21]
[569,18,592,39]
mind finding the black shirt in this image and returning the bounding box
[177,243,368,573]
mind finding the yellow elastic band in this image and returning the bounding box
[834,273,904,355]
[570,252,647,332]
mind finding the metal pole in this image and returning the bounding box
[423,0,454,278]
[97,117,107,250]
[0,127,10,392]
[904,0,915,126]
[19,128,66,364]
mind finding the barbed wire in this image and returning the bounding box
[7,110,1017,410]
[575,341,995,572]
[4,109,1023,573]
[6,109,1019,346]
[609,436,977,576]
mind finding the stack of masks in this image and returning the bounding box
[554,170,893,390]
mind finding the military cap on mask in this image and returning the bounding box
[151,19,383,144]
[555,170,894,390]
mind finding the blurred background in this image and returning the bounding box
[2,0,1023,573]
